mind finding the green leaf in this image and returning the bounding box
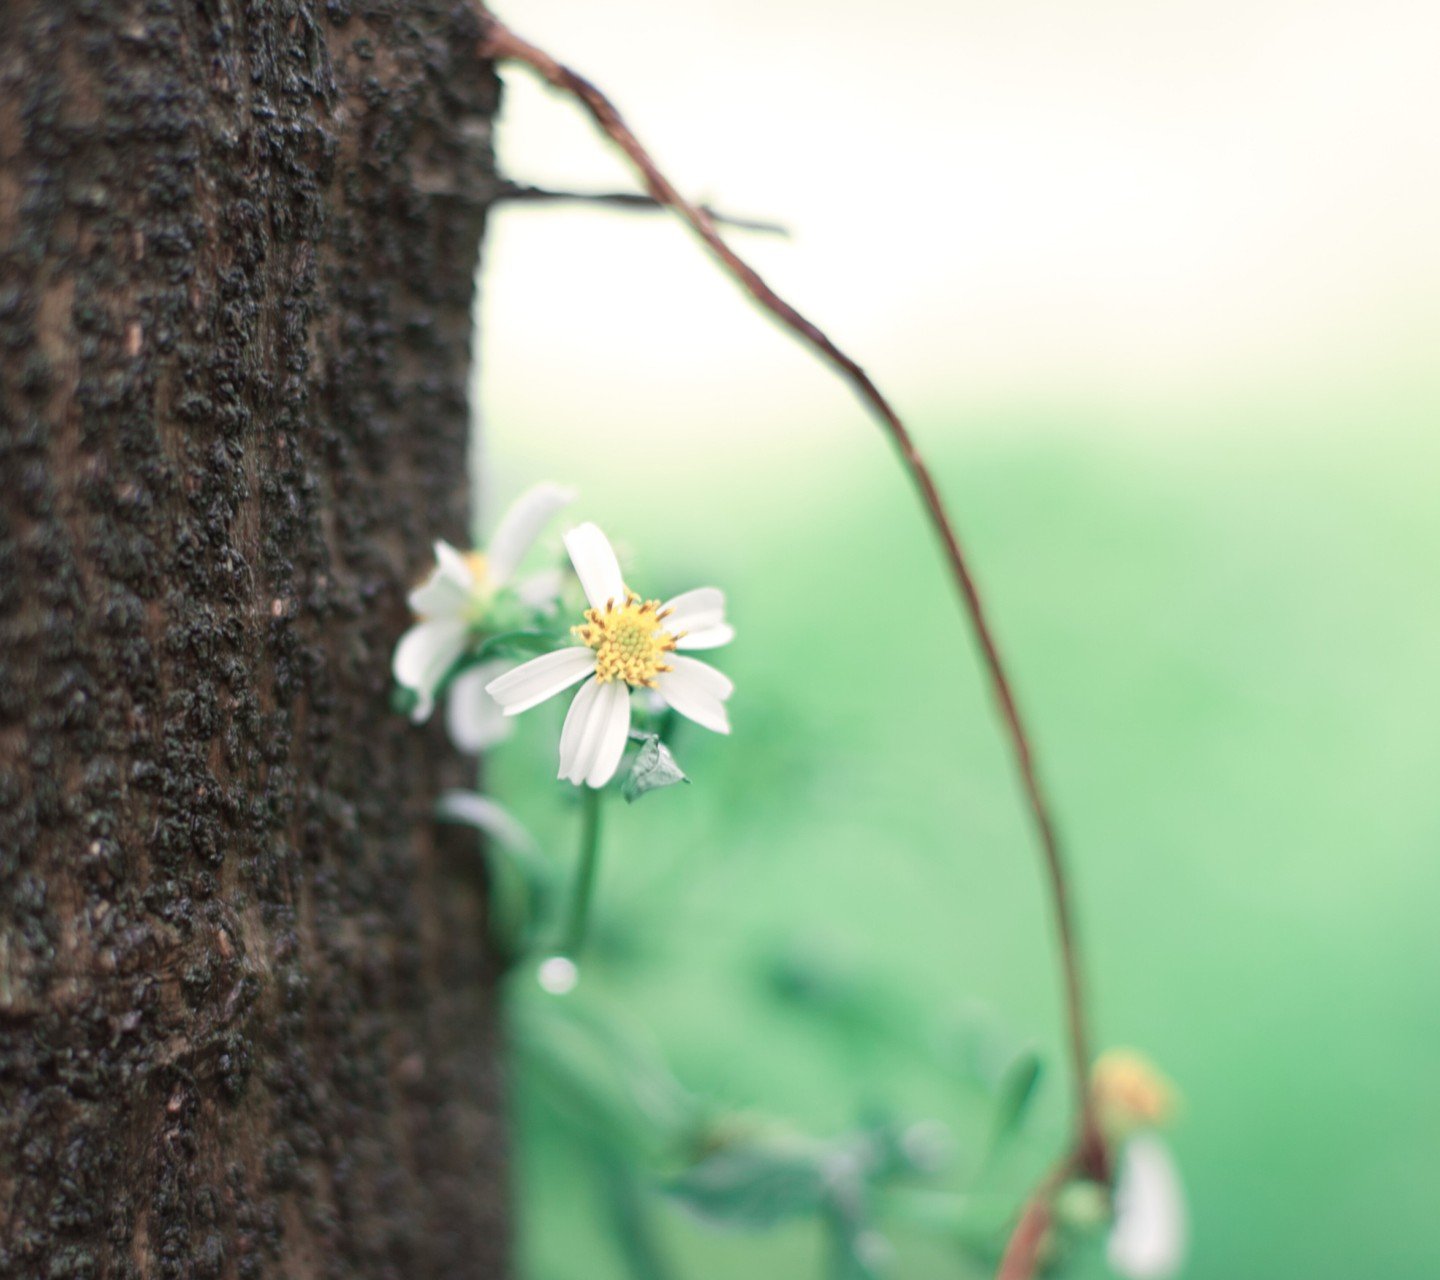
[987,1049,1043,1150]
[665,1143,828,1231]
[510,995,704,1160]
[588,1152,680,1280]
[622,735,689,803]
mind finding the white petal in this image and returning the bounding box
[557,675,603,780]
[660,586,726,633]
[560,679,631,787]
[674,622,735,651]
[583,680,633,788]
[564,522,626,611]
[1108,1135,1187,1280]
[407,540,475,617]
[561,678,614,785]
[445,661,515,753]
[656,658,732,734]
[485,647,596,715]
[515,567,565,609]
[436,790,536,853]
[393,618,468,722]
[486,482,576,584]
[669,654,734,699]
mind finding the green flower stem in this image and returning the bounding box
[562,784,604,958]
[594,1154,679,1280]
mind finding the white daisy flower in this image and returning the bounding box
[1107,1133,1187,1279]
[393,482,575,722]
[484,522,735,789]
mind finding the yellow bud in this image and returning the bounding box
[1092,1049,1177,1138]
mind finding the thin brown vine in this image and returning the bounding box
[473,8,1110,1271]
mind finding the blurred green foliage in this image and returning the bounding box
[482,397,1440,1280]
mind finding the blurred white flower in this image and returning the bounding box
[393,482,574,722]
[435,789,536,854]
[445,659,517,753]
[1107,1133,1187,1279]
[485,522,735,788]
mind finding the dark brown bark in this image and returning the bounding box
[0,3,506,1277]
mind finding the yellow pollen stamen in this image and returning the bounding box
[572,589,679,688]
[463,550,490,584]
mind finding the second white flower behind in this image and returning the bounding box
[393,481,575,723]
[485,522,735,789]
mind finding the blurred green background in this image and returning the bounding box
[470,2,1439,1277]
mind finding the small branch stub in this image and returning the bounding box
[494,181,789,237]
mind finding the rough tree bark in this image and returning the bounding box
[0,4,508,1276]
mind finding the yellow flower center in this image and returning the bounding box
[460,551,494,623]
[463,550,490,587]
[572,591,679,687]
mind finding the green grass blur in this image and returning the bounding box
[483,379,1440,1279]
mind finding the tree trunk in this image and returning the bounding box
[0,4,507,1276]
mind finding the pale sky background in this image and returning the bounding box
[474,0,1439,507]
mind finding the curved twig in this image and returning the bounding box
[472,11,1109,1270]
[995,1154,1077,1280]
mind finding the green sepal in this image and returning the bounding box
[622,735,690,803]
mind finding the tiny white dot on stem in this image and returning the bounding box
[537,956,579,994]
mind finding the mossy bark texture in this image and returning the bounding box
[0,3,507,1276]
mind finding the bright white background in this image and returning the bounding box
[476,0,1439,486]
